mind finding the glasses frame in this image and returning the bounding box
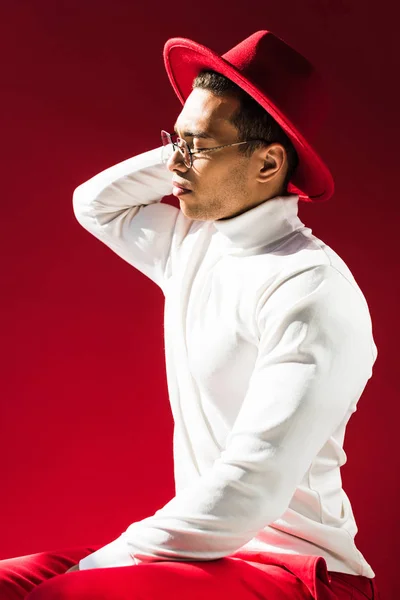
[161,130,270,168]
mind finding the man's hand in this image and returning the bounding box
[65,564,80,574]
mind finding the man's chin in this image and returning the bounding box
[179,198,209,221]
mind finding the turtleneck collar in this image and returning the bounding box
[212,194,303,253]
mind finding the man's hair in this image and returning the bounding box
[192,69,299,194]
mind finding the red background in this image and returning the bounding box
[1,2,398,598]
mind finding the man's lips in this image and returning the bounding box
[172,181,192,191]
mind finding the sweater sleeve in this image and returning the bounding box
[79,264,377,570]
[72,145,177,290]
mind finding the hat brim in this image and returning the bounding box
[163,37,334,203]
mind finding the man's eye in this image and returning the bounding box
[190,142,205,151]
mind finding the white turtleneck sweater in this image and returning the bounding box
[73,146,377,577]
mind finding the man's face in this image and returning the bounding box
[167,88,269,222]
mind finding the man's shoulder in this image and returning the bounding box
[234,228,370,311]
[233,228,351,283]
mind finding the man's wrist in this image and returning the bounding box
[65,564,80,574]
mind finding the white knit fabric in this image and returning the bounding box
[72,146,377,577]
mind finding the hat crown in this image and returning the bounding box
[222,30,329,137]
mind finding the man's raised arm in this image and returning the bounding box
[72,145,177,290]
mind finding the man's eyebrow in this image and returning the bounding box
[173,122,214,139]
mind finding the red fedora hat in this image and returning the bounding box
[163,30,334,202]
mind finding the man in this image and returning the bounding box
[0,30,379,600]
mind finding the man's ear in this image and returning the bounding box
[257,144,286,181]
[260,155,277,172]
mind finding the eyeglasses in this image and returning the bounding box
[161,130,269,169]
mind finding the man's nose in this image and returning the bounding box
[166,148,189,172]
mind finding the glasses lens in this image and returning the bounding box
[160,131,191,167]
[180,140,191,168]
[161,130,173,164]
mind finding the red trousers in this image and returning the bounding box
[0,544,380,600]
